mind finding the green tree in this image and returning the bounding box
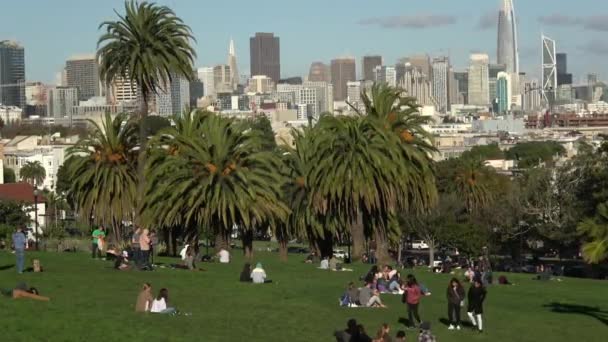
[0,200,30,229]
[66,113,138,242]
[451,158,494,213]
[577,203,608,263]
[142,111,289,259]
[97,1,196,120]
[141,115,171,137]
[20,161,46,187]
[3,167,16,183]
[506,141,566,168]
[461,143,504,161]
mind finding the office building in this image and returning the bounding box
[432,57,450,113]
[496,72,511,114]
[453,71,469,104]
[0,40,26,108]
[468,54,490,107]
[398,65,436,107]
[556,53,572,86]
[250,33,280,82]
[227,39,240,91]
[153,73,190,116]
[247,75,274,94]
[198,67,215,98]
[214,65,233,94]
[330,57,356,101]
[523,80,542,111]
[374,66,397,88]
[65,54,100,101]
[404,54,432,78]
[489,64,506,107]
[541,35,557,107]
[303,81,333,114]
[25,82,48,106]
[109,76,138,104]
[47,87,79,118]
[308,62,330,82]
[497,0,519,76]
[362,55,382,81]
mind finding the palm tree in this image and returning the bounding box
[452,158,494,213]
[97,1,196,119]
[66,113,138,242]
[577,203,608,263]
[142,111,289,259]
[20,161,46,187]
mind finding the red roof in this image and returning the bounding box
[0,183,46,204]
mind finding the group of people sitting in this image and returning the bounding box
[334,319,435,342]
[135,283,177,314]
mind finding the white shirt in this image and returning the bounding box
[150,298,167,313]
[319,259,329,269]
[218,249,230,263]
[179,245,190,260]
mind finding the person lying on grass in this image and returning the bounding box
[1,282,50,301]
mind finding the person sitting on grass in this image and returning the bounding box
[358,283,386,308]
[373,323,391,342]
[150,288,176,314]
[135,283,153,312]
[184,246,196,270]
[240,263,252,282]
[418,322,436,342]
[395,330,406,342]
[114,251,131,271]
[1,283,50,301]
[251,262,271,284]
[334,319,359,342]
[217,248,230,263]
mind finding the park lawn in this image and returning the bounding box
[0,251,606,342]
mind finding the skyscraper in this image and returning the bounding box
[198,67,215,98]
[47,87,78,118]
[431,57,449,113]
[541,35,557,107]
[0,40,26,108]
[404,54,432,78]
[154,73,190,116]
[362,55,383,81]
[556,53,572,86]
[227,39,240,90]
[468,54,490,107]
[308,62,330,82]
[497,0,520,106]
[496,72,511,114]
[213,65,233,94]
[489,64,506,106]
[453,72,469,104]
[330,58,356,101]
[398,65,436,107]
[249,33,280,82]
[66,54,100,101]
[109,76,138,104]
[374,66,396,88]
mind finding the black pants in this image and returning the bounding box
[448,302,461,325]
[407,303,421,326]
[140,250,150,269]
[92,243,100,259]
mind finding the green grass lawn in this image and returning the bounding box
[0,250,606,342]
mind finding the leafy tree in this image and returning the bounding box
[451,158,494,213]
[248,115,276,151]
[461,143,504,161]
[20,161,46,187]
[141,115,171,137]
[0,200,29,228]
[66,113,138,242]
[577,203,608,263]
[505,141,566,168]
[3,167,16,183]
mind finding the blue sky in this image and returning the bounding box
[2,0,608,84]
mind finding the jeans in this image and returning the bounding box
[448,302,461,325]
[407,303,421,326]
[92,243,100,259]
[132,248,141,267]
[159,307,176,314]
[15,248,25,273]
[389,281,401,292]
[140,250,150,269]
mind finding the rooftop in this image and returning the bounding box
[0,183,46,204]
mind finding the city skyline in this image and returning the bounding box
[1,0,608,83]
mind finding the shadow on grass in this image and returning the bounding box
[544,302,608,326]
[439,317,474,328]
[0,264,14,271]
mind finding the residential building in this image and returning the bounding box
[468,54,490,107]
[25,82,48,106]
[398,64,437,107]
[247,75,274,94]
[362,55,382,81]
[303,81,333,113]
[71,96,137,116]
[153,73,190,116]
[0,40,26,108]
[213,65,233,94]
[1,104,22,123]
[330,57,356,101]
[47,87,78,119]
[65,54,100,101]
[374,66,397,88]
[308,62,330,82]
[198,67,215,98]
[404,54,432,78]
[523,80,542,112]
[432,57,449,113]
[250,32,281,82]
[496,72,511,114]
[0,183,46,230]
[109,76,138,104]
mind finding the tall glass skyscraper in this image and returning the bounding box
[0,40,26,108]
[497,0,520,106]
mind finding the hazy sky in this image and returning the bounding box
[2,0,608,84]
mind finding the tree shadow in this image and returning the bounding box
[544,302,608,326]
[0,264,14,271]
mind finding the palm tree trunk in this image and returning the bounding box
[136,93,149,223]
[351,210,365,261]
[215,229,230,252]
[374,228,392,265]
[318,231,334,259]
[278,238,288,262]
[428,240,435,270]
[242,229,254,260]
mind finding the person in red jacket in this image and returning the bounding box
[402,274,426,328]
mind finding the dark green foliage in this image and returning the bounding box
[461,143,504,161]
[2,167,16,183]
[0,200,29,233]
[141,115,171,137]
[505,141,566,168]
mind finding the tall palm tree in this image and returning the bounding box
[66,113,138,242]
[577,203,608,264]
[20,161,46,187]
[142,111,289,259]
[97,1,196,119]
[452,158,494,213]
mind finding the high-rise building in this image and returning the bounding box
[496,72,511,114]
[374,66,397,88]
[303,81,333,114]
[0,40,26,108]
[431,57,449,113]
[249,32,280,82]
[330,58,356,101]
[468,54,490,107]
[65,54,100,101]
[346,80,373,112]
[398,65,436,107]
[362,55,383,81]
[47,87,79,118]
[213,65,233,93]
[308,62,330,83]
[523,79,542,111]
[404,54,432,78]
[556,53,572,86]
[489,64,506,106]
[227,39,240,91]
[154,73,190,116]
[247,75,274,94]
[541,35,557,107]
[453,71,469,104]
[198,67,215,98]
[497,0,520,107]
[109,76,138,104]
[25,82,48,106]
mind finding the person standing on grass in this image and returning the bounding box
[467,278,487,333]
[402,274,425,328]
[139,229,151,270]
[131,227,142,267]
[12,227,27,274]
[446,278,465,330]
[91,226,105,259]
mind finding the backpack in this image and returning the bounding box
[339,293,350,306]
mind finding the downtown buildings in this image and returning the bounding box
[250,33,280,82]
[65,54,101,101]
[0,40,26,109]
[330,57,356,101]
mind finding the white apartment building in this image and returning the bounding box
[0,105,22,123]
[247,75,274,94]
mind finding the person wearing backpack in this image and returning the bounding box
[402,274,424,328]
[446,278,466,330]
